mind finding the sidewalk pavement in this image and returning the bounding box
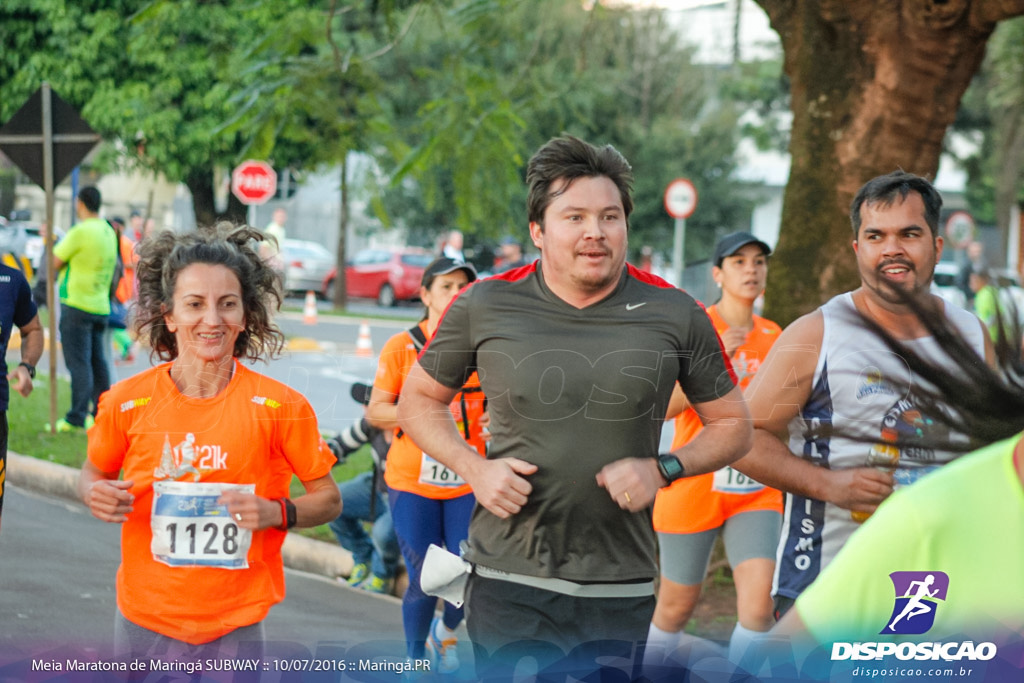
[7,451,356,581]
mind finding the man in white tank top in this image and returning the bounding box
[734,171,994,620]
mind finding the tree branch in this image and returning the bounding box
[970,0,1024,30]
[753,0,795,35]
[363,4,421,62]
[326,0,349,74]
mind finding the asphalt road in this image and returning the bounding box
[0,486,470,682]
[3,304,479,681]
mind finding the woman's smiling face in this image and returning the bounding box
[163,263,245,363]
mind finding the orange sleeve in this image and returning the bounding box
[374,329,417,399]
[88,383,134,475]
[278,391,335,482]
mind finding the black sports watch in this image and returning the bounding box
[657,453,685,486]
[18,362,36,379]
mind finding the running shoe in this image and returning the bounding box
[361,574,393,595]
[346,563,370,587]
[425,616,459,674]
[44,416,94,432]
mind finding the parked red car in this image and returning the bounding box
[322,247,435,306]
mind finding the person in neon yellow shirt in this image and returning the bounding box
[969,266,1006,342]
[50,185,118,431]
[788,436,1024,644]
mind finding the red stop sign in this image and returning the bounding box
[231,160,276,205]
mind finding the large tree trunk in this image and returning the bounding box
[185,168,247,228]
[756,0,1024,325]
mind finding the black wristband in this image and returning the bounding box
[18,362,35,379]
[277,498,297,530]
[656,453,686,487]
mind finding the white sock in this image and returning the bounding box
[727,622,766,666]
[435,619,455,639]
[643,623,681,667]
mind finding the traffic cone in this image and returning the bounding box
[355,320,374,357]
[303,291,318,325]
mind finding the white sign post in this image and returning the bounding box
[664,178,698,286]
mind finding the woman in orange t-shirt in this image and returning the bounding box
[368,257,486,673]
[648,233,783,664]
[79,224,340,659]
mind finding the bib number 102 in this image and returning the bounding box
[165,521,240,556]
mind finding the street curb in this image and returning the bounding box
[7,452,355,580]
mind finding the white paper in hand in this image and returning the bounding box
[420,543,472,608]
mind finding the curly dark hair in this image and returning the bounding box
[133,222,285,362]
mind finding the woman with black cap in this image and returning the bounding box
[364,256,486,674]
[648,231,784,666]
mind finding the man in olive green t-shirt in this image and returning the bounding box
[51,185,117,431]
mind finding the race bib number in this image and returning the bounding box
[712,466,765,494]
[150,481,255,569]
[418,452,465,487]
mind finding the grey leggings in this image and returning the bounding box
[114,609,265,662]
[657,509,781,585]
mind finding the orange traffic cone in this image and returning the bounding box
[303,291,318,325]
[355,320,374,357]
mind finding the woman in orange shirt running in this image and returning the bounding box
[647,232,783,666]
[78,223,340,660]
[367,257,487,674]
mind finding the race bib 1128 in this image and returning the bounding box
[150,481,255,569]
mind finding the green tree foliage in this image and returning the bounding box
[0,0,324,226]
[2,0,765,281]
[223,2,434,307]
[954,16,1024,235]
[377,0,760,266]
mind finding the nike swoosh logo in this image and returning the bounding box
[626,302,647,311]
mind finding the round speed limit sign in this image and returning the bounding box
[945,211,976,249]
[664,178,698,219]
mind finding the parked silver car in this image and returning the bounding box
[931,261,967,309]
[280,239,335,297]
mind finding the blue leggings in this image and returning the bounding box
[388,488,475,659]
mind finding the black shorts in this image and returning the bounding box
[773,594,797,621]
[465,574,654,680]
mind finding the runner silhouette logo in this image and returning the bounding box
[881,571,949,635]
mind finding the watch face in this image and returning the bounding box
[659,455,684,481]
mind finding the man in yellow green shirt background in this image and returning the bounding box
[50,185,118,431]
